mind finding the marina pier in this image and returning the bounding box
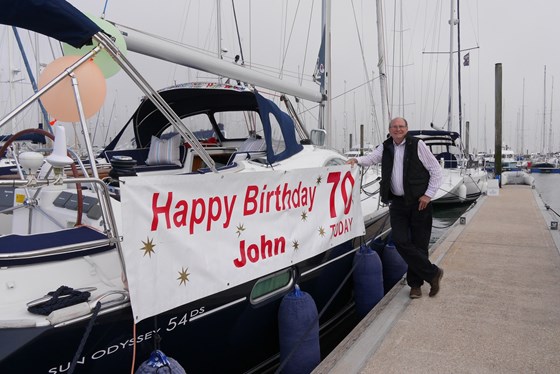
[314,185,560,373]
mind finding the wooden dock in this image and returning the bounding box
[314,185,560,373]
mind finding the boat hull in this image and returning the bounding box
[0,214,390,374]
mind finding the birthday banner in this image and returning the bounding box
[120,165,364,322]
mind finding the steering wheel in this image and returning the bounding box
[0,127,84,227]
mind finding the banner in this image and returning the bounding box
[120,166,365,322]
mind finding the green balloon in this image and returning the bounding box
[63,13,127,78]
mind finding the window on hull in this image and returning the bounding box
[250,268,295,305]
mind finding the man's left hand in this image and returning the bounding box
[418,195,431,210]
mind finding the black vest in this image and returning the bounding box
[380,135,431,205]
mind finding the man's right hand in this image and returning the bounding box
[346,158,358,167]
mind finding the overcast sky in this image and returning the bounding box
[1,1,559,155]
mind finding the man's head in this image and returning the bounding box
[388,117,408,144]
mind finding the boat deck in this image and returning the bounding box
[314,185,560,373]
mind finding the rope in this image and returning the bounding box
[27,286,91,315]
[131,322,137,374]
[545,203,560,219]
[68,302,102,374]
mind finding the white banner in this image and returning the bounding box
[120,166,364,322]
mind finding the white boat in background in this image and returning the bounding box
[484,146,522,172]
[408,130,488,204]
[501,170,534,186]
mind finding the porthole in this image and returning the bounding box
[250,268,295,305]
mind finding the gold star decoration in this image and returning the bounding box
[236,223,246,237]
[301,210,308,221]
[318,227,326,237]
[177,267,190,286]
[140,237,156,257]
[292,240,300,251]
[316,175,322,185]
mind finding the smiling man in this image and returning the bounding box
[347,117,444,299]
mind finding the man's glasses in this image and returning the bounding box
[390,125,407,130]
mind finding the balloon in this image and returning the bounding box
[62,13,127,78]
[38,55,106,123]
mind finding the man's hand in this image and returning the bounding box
[418,195,431,210]
[347,158,358,167]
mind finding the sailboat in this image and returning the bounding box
[0,1,390,372]
[407,0,487,204]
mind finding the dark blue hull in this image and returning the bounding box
[0,217,390,374]
[530,168,560,174]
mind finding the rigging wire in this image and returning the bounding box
[231,0,245,65]
[278,0,302,80]
[299,0,315,87]
[350,0,380,142]
[297,77,380,117]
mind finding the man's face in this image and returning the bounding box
[389,119,408,144]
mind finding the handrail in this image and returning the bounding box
[0,238,116,260]
[0,177,126,280]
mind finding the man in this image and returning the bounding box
[347,117,444,299]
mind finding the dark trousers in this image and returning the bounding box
[389,197,439,287]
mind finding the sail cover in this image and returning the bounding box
[0,0,101,48]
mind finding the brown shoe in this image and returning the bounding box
[429,268,444,297]
[409,287,422,299]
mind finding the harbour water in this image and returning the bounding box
[431,202,472,246]
[432,172,560,245]
[532,173,560,213]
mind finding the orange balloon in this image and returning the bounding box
[38,55,106,122]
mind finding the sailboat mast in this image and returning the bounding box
[376,0,390,124]
[11,28,51,132]
[521,78,525,155]
[456,0,463,137]
[543,65,547,153]
[318,0,332,147]
[447,0,456,131]
[7,26,15,134]
[216,0,223,84]
[549,77,554,156]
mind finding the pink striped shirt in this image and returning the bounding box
[356,138,442,198]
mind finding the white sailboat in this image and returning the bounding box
[408,0,487,204]
[0,1,390,372]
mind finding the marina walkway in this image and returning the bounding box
[314,185,560,374]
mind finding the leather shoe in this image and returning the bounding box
[429,268,444,297]
[409,287,422,299]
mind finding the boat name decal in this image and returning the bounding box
[48,328,161,373]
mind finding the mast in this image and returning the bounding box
[376,0,390,124]
[315,0,331,146]
[543,65,546,153]
[7,26,15,134]
[447,0,457,131]
[456,0,463,136]
[549,76,554,156]
[521,78,525,155]
[324,0,332,147]
[216,0,223,84]
[11,27,51,132]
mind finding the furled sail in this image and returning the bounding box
[0,0,101,48]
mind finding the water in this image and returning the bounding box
[430,173,560,247]
[431,203,472,246]
[533,173,560,210]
